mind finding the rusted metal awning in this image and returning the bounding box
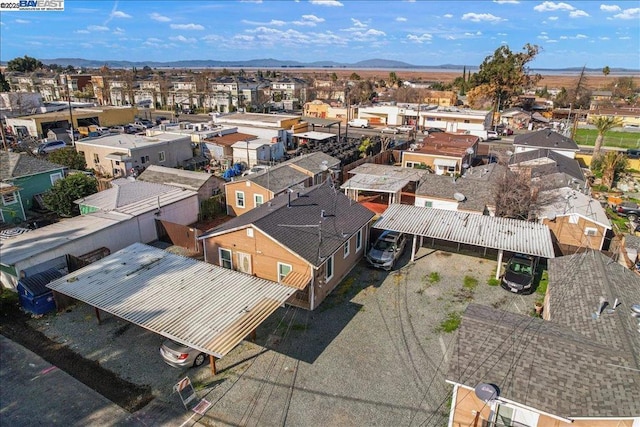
[47,243,295,359]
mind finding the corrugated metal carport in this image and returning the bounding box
[46,242,295,374]
[373,204,555,278]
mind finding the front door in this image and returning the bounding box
[237,252,252,275]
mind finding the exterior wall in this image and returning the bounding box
[1,189,25,223]
[402,152,462,174]
[136,195,199,243]
[414,196,458,210]
[542,216,606,251]
[224,180,272,216]
[13,169,65,213]
[514,146,576,159]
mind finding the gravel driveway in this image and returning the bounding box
[30,245,540,426]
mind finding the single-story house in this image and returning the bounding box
[401,132,479,175]
[513,129,580,159]
[136,165,224,204]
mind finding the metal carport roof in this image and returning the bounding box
[302,117,343,127]
[46,243,295,359]
[373,204,555,259]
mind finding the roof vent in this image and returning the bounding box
[592,296,608,319]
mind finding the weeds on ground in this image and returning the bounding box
[463,276,478,290]
[535,270,548,305]
[487,278,500,286]
[428,272,441,283]
[437,312,462,333]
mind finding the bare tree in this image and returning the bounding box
[493,168,534,220]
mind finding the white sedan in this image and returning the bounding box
[381,127,399,134]
[396,126,414,133]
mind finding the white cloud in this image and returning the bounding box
[575,34,588,39]
[461,13,503,23]
[239,0,263,2]
[111,10,131,19]
[569,9,589,18]
[242,19,286,26]
[534,2,575,12]
[598,36,611,40]
[147,37,162,43]
[443,14,453,18]
[407,33,433,43]
[600,4,621,12]
[494,0,519,3]
[170,23,205,30]
[464,31,482,36]
[613,8,640,20]
[169,35,197,43]
[233,35,255,42]
[538,34,549,40]
[113,27,125,35]
[149,12,171,22]
[201,34,223,42]
[88,25,110,32]
[302,14,324,22]
[548,16,559,20]
[497,32,507,36]
[310,0,343,6]
[396,17,407,22]
[351,18,367,27]
[27,41,43,46]
[619,36,631,40]
[75,29,90,34]
[292,15,325,26]
[15,19,30,24]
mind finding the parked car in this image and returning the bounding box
[366,230,407,270]
[500,254,538,294]
[155,116,168,125]
[424,127,444,134]
[397,125,414,133]
[501,127,514,136]
[32,140,67,155]
[159,339,207,368]
[616,202,640,221]
[626,149,640,159]
[486,130,500,140]
[381,127,399,134]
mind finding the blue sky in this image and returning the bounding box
[1,0,639,69]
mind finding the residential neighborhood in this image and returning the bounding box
[2,46,640,427]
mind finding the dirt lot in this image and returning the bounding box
[7,243,541,426]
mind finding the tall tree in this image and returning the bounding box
[591,116,623,156]
[470,44,542,111]
[6,55,43,72]
[43,174,98,217]
[48,148,87,171]
[602,66,610,77]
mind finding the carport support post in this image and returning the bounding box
[209,355,217,375]
[94,307,102,325]
[496,249,504,280]
[411,234,417,262]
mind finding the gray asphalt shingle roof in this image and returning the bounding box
[510,148,585,185]
[448,303,640,418]
[202,182,374,266]
[513,129,579,151]
[0,151,65,181]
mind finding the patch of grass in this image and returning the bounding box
[428,272,441,284]
[335,276,356,297]
[463,276,478,290]
[487,277,501,287]
[437,312,462,333]
[574,129,640,149]
[0,289,19,309]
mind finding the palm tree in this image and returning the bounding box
[600,151,627,190]
[591,116,623,156]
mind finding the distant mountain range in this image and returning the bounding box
[2,57,638,73]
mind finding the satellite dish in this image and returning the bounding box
[475,383,500,402]
[506,150,513,156]
[466,147,475,155]
[453,192,466,202]
[547,212,556,221]
[409,143,417,150]
[320,160,328,171]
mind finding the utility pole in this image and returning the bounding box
[65,78,76,145]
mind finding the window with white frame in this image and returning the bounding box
[325,254,334,282]
[278,263,292,282]
[424,200,433,208]
[254,194,263,207]
[568,214,579,224]
[219,248,232,269]
[356,229,362,252]
[93,153,100,164]
[50,172,63,184]
[584,227,598,236]
[236,191,245,208]
[158,151,166,162]
[2,192,17,205]
[344,239,350,258]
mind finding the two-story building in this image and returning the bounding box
[401,132,479,175]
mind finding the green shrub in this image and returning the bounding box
[487,278,500,287]
[463,276,478,290]
[438,312,462,333]
[429,272,441,283]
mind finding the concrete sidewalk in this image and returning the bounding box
[0,336,206,427]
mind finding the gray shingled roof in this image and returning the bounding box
[0,151,65,181]
[415,163,507,213]
[513,129,579,151]
[248,165,311,193]
[510,148,585,185]
[448,303,640,418]
[548,251,640,367]
[202,182,375,266]
[287,152,341,175]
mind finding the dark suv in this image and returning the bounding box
[501,254,538,294]
[626,149,640,159]
[616,202,640,221]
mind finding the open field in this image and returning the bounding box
[574,128,640,149]
[288,69,639,90]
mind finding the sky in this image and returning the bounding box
[0,0,639,69]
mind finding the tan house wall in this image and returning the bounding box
[224,181,273,216]
[401,152,462,172]
[542,216,606,251]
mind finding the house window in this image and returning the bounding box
[569,214,579,224]
[115,161,120,166]
[254,194,263,207]
[325,254,334,282]
[50,172,62,184]
[236,191,245,208]
[219,248,232,269]
[93,153,100,164]
[356,229,362,252]
[2,192,17,205]
[158,151,166,162]
[278,263,292,282]
[584,227,598,236]
[344,239,350,258]
[247,228,254,238]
